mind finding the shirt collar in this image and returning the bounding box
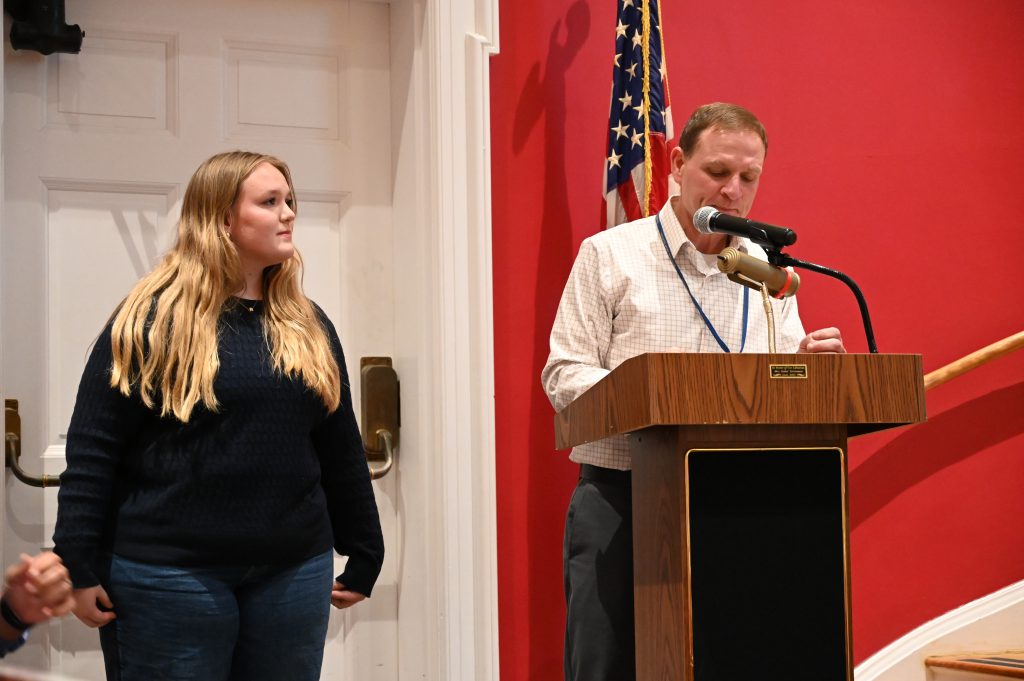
[657,199,751,258]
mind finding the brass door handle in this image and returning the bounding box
[360,358,399,480]
[369,429,394,480]
[5,401,61,488]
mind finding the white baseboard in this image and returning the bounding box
[855,579,1024,681]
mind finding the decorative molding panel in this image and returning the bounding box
[290,190,349,334]
[42,178,177,447]
[47,30,178,133]
[427,0,500,677]
[293,189,394,401]
[224,41,345,142]
[41,446,66,552]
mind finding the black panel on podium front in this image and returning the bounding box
[686,448,849,681]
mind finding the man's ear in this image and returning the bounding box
[669,146,685,184]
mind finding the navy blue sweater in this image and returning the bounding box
[52,299,384,597]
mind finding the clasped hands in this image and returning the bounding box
[2,552,75,637]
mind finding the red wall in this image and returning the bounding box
[490,1,1024,678]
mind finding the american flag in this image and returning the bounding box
[603,0,673,228]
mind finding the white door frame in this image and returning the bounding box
[390,0,500,678]
[0,0,502,679]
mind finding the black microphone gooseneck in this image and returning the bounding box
[766,251,879,354]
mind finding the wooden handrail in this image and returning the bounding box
[924,330,1024,391]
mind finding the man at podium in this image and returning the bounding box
[542,102,846,681]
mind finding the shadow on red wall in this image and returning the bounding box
[494,2,594,679]
[851,381,1024,531]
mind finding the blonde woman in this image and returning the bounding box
[53,151,384,681]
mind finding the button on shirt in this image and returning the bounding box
[542,199,807,470]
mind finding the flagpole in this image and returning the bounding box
[640,0,653,216]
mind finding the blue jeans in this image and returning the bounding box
[99,551,333,681]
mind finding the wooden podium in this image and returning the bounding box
[555,353,926,681]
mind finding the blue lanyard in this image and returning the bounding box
[656,214,748,353]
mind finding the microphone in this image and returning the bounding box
[716,247,800,298]
[693,206,797,250]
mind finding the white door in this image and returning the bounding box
[1,1,399,678]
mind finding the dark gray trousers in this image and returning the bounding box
[563,466,635,681]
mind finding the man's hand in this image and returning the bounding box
[3,552,75,626]
[798,327,846,354]
[331,581,366,610]
[71,585,116,628]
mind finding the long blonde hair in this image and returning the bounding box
[109,151,341,421]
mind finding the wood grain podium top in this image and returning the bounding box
[554,353,926,449]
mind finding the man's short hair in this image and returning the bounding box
[678,102,768,158]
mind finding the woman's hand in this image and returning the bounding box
[71,585,116,628]
[331,582,366,610]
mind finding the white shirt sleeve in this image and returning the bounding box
[541,239,613,413]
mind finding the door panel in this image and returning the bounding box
[2,2,397,678]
